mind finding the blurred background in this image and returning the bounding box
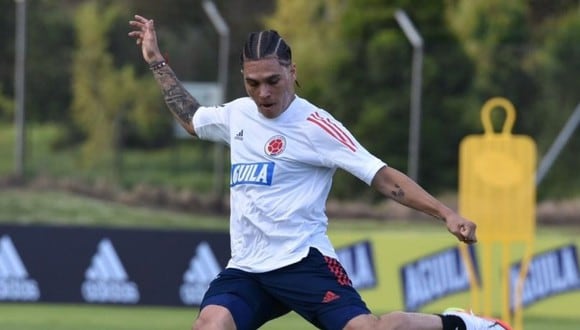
[1,0,578,213]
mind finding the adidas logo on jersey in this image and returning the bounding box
[235,129,244,140]
[180,241,222,305]
[81,238,139,304]
[0,235,40,301]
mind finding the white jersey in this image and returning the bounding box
[193,96,386,272]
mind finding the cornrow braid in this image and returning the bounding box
[240,30,292,67]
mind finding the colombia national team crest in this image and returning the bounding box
[264,135,286,156]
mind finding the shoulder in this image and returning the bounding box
[303,106,346,136]
[200,97,255,121]
[222,97,255,111]
[230,96,254,106]
[290,97,338,126]
[301,104,357,152]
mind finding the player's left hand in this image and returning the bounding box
[445,213,478,244]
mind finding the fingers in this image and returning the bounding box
[128,15,155,45]
[130,15,150,27]
[458,223,477,244]
[128,15,154,32]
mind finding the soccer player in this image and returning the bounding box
[129,15,511,330]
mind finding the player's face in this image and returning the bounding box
[242,58,296,119]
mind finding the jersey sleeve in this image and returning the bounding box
[192,103,231,145]
[306,111,386,185]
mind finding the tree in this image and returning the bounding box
[445,0,537,132]
[0,0,16,121]
[446,0,580,198]
[268,0,475,198]
[264,0,347,102]
[0,84,13,120]
[532,11,580,197]
[71,1,164,175]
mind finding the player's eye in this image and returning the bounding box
[267,77,280,85]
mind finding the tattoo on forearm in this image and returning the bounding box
[391,184,405,200]
[153,66,200,127]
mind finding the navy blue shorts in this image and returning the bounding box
[200,247,371,330]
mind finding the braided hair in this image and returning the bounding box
[240,30,292,67]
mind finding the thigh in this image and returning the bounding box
[200,268,290,330]
[260,248,371,329]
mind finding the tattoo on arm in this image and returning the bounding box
[391,184,405,201]
[153,66,200,131]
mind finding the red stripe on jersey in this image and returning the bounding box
[307,112,357,152]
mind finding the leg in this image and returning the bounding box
[194,305,235,330]
[261,248,373,329]
[344,312,442,330]
[194,268,289,330]
[344,310,512,330]
[379,312,442,330]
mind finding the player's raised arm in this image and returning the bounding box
[128,15,199,136]
[371,166,478,244]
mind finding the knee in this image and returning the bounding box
[192,315,226,330]
[192,305,235,330]
[342,314,377,330]
[192,314,217,330]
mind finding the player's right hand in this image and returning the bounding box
[128,15,165,65]
[445,213,478,244]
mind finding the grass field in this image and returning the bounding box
[0,302,579,330]
[0,123,217,191]
[0,304,317,330]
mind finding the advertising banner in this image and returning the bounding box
[0,224,230,306]
[509,244,580,310]
[400,245,479,312]
[336,240,377,290]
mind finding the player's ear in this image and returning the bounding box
[289,63,296,78]
[289,64,300,88]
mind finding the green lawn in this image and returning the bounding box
[0,122,218,191]
[0,301,578,330]
[0,187,227,230]
[0,304,319,330]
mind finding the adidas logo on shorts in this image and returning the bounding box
[322,290,340,303]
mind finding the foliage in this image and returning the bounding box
[0,0,16,113]
[445,0,537,132]
[263,0,348,102]
[0,84,13,120]
[0,0,578,200]
[531,11,580,198]
[267,0,475,197]
[127,0,276,99]
[0,122,216,192]
[23,1,76,123]
[446,0,580,198]
[71,1,168,173]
